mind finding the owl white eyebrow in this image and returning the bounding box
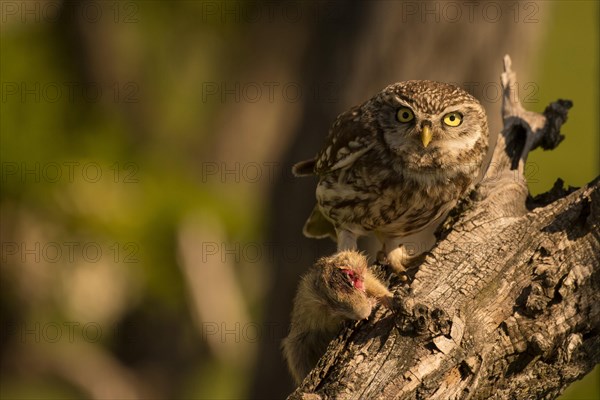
[390,95,412,109]
[439,104,476,116]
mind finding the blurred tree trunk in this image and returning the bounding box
[252,2,550,398]
[287,56,599,399]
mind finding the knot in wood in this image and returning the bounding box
[461,356,481,375]
[519,282,551,317]
[529,332,553,358]
[560,333,583,363]
[502,317,528,354]
[413,303,430,333]
[403,304,453,336]
[431,308,452,336]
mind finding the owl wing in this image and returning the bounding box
[296,105,377,240]
[314,105,377,175]
[291,105,377,177]
[291,158,316,177]
[302,205,337,240]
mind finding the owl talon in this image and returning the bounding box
[376,250,409,281]
[386,251,407,275]
[376,250,389,265]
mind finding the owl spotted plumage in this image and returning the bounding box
[293,80,489,272]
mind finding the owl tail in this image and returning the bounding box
[303,206,337,241]
[291,159,316,177]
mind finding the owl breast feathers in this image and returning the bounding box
[293,80,489,270]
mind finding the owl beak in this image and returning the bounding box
[421,124,433,148]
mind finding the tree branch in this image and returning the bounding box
[288,55,599,400]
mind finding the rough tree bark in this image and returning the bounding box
[287,56,600,400]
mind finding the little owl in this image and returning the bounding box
[293,80,488,273]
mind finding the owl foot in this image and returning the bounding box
[376,250,408,281]
[376,250,389,265]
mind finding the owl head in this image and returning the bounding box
[371,80,488,180]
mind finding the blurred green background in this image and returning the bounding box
[1,1,598,399]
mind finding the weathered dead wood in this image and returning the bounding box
[288,55,599,400]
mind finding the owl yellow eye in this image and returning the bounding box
[443,112,463,127]
[396,107,414,123]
